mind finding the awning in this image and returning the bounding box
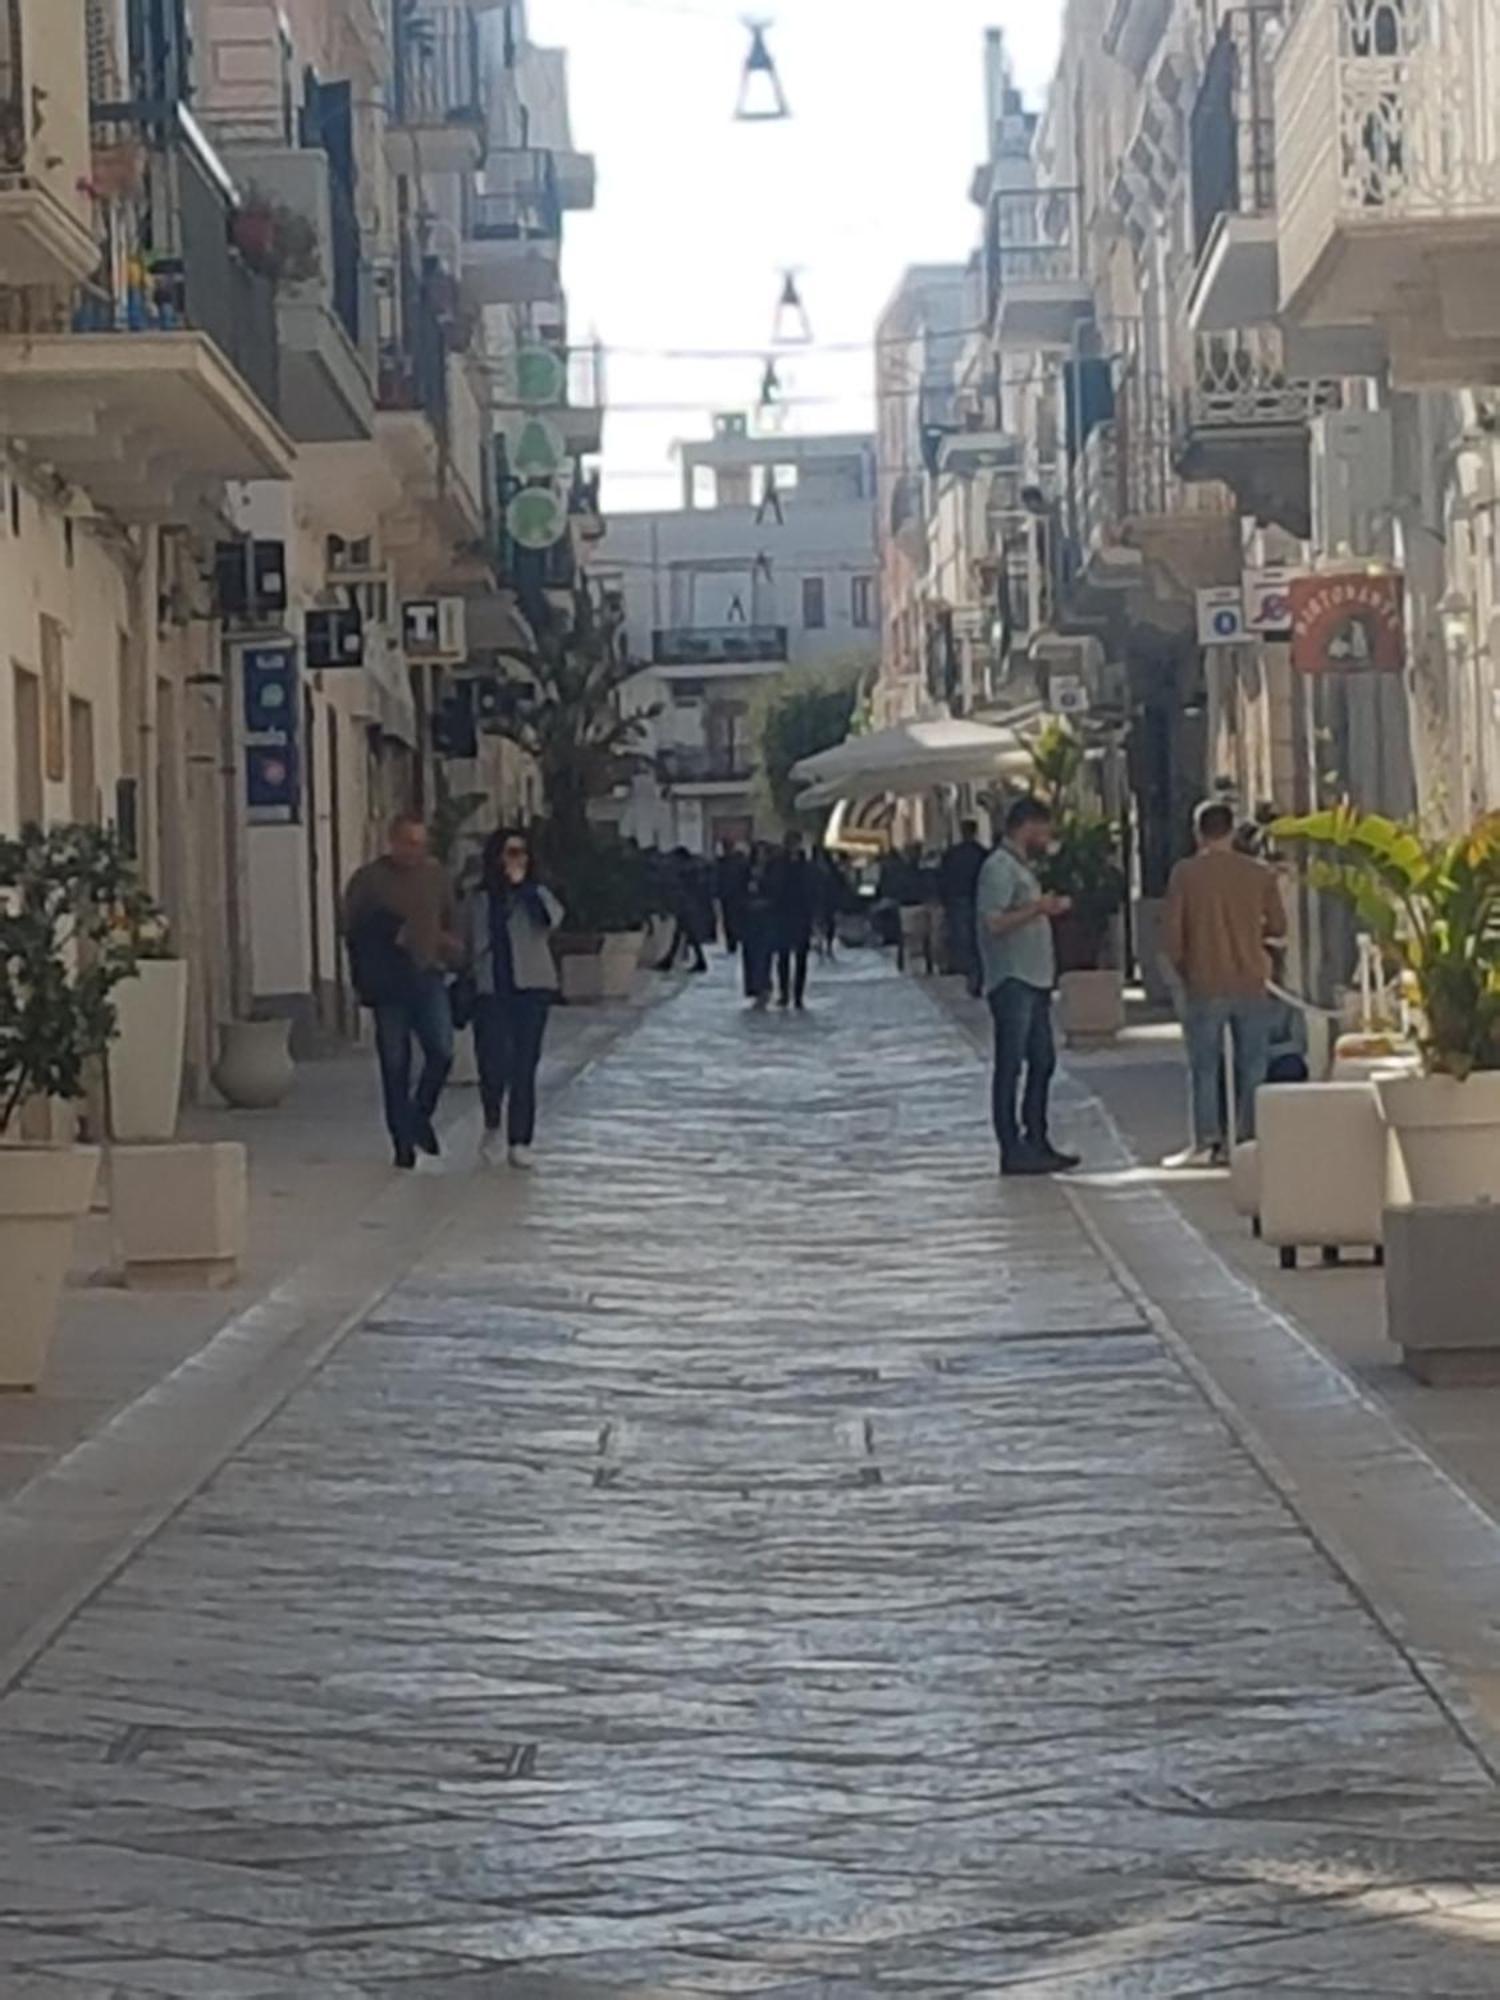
[793,713,1036,808]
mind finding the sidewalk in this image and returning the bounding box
[1,990,664,1506]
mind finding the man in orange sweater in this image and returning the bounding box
[1161,800,1286,1167]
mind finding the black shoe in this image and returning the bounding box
[415,1117,440,1158]
[1034,1145,1080,1172]
[394,1142,417,1171]
[1001,1154,1059,1177]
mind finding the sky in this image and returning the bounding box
[529,0,1063,511]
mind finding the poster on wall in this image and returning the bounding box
[239,641,301,825]
[1289,571,1405,673]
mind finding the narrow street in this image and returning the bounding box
[4,961,1500,1997]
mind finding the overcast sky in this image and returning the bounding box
[528,0,1063,510]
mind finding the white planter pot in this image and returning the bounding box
[112,1142,248,1290]
[558,950,604,1005]
[211,1019,295,1110]
[600,929,646,1001]
[1058,968,1125,1048]
[0,1146,100,1390]
[1376,1071,1500,1206]
[107,958,189,1142]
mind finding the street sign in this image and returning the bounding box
[306,606,364,670]
[1051,674,1089,716]
[513,345,567,407]
[504,413,567,481]
[506,487,568,551]
[1244,565,1297,637]
[238,641,300,825]
[402,597,467,661]
[1289,570,1405,673]
[1197,585,1247,647]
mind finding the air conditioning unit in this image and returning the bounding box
[1309,410,1394,560]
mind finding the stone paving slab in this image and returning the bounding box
[2,958,1500,1992]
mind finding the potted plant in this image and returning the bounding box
[544,834,650,1003]
[1029,722,1128,1045]
[106,896,189,1143]
[1273,806,1500,1202]
[231,192,322,288]
[0,825,145,1389]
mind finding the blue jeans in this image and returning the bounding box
[473,992,550,1145]
[988,979,1057,1164]
[373,970,454,1153]
[1184,994,1275,1147]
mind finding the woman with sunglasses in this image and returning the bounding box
[463,828,564,1167]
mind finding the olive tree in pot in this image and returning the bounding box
[1030,723,1128,1045]
[486,583,656,1001]
[0,825,146,1388]
[1273,806,1500,1202]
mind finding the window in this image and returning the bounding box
[12,666,43,827]
[851,575,875,628]
[802,576,826,630]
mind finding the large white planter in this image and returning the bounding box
[113,1142,248,1290]
[0,1146,100,1390]
[1376,1071,1500,1206]
[107,958,189,1142]
[1058,969,1125,1048]
[600,929,646,1001]
[211,1019,295,1110]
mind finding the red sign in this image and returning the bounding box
[1289,572,1405,673]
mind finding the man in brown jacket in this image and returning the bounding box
[1161,800,1286,1166]
[342,814,461,1169]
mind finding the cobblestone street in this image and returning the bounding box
[5,960,1500,1995]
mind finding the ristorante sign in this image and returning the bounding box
[1289,572,1405,674]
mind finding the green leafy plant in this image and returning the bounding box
[537,830,650,939]
[1027,720,1126,971]
[755,662,864,828]
[0,825,151,1133]
[1272,807,1500,1078]
[232,193,322,288]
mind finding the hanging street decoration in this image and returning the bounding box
[735,20,789,122]
[504,412,567,481]
[512,345,567,408]
[772,269,813,345]
[507,486,569,551]
[758,356,782,409]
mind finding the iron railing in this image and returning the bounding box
[1190,6,1282,257]
[659,746,756,785]
[1181,326,1340,436]
[76,105,280,420]
[468,148,561,241]
[376,249,450,440]
[392,3,483,131]
[652,626,789,667]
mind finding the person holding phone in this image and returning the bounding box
[977,796,1080,1177]
[463,828,563,1169]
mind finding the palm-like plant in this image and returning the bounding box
[1027,721,1126,970]
[1272,806,1500,1077]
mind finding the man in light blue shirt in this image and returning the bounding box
[976,796,1079,1176]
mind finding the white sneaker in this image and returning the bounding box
[508,1145,535,1171]
[1163,1144,1221,1170]
[479,1130,504,1166]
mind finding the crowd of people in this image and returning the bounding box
[341,794,1292,1187]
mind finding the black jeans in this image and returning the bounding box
[776,943,810,1006]
[373,970,454,1155]
[946,902,981,996]
[988,978,1057,1164]
[473,992,551,1145]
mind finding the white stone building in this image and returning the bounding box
[594,422,880,853]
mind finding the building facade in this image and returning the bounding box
[595,422,880,853]
[0,0,599,1085]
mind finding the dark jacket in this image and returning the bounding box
[939,839,988,907]
[767,852,815,946]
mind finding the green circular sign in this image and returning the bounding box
[507,487,567,550]
[515,346,566,407]
[508,414,566,480]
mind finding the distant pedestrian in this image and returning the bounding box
[939,818,989,997]
[768,828,815,1009]
[656,847,710,973]
[811,845,841,959]
[741,842,776,1008]
[1161,799,1286,1167]
[343,813,462,1170]
[715,840,750,954]
[462,827,563,1170]
[977,796,1079,1177]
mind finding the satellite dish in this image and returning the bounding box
[507,487,568,550]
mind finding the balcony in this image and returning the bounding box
[0,0,97,286]
[0,108,293,518]
[1277,0,1500,384]
[652,626,789,669]
[220,146,374,442]
[387,5,486,175]
[989,187,1093,351]
[659,746,756,789]
[561,341,606,455]
[376,253,485,570]
[568,466,604,542]
[1176,327,1339,535]
[461,150,561,308]
[1187,8,1282,332]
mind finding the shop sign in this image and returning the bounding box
[1289,571,1405,673]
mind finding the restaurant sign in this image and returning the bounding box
[1289,571,1405,674]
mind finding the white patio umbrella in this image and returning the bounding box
[792,714,1035,808]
